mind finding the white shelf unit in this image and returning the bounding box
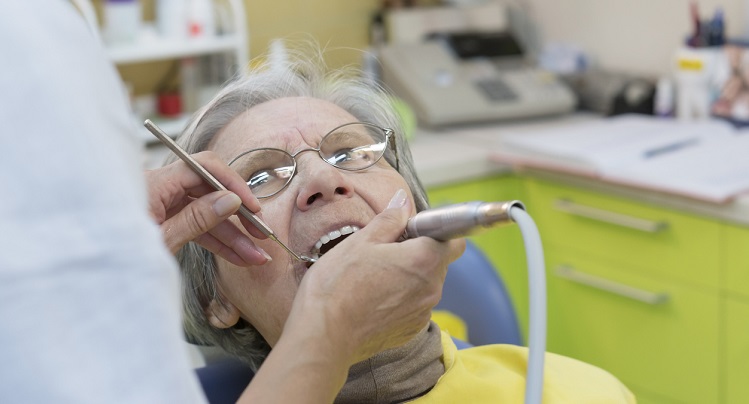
[108,29,245,65]
[70,0,248,143]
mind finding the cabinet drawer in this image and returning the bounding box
[725,298,749,403]
[546,247,719,403]
[724,224,749,298]
[525,178,720,289]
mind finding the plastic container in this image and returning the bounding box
[180,57,200,113]
[156,0,187,39]
[157,92,182,118]
[674,46,721,121]
[654,77,675,117]
[186,0,216,38]
[103,0,141,45]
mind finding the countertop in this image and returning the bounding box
[408,113,749,227]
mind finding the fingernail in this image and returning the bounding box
[257,246,273,262]
[213,193,241,216]
[236,239,273,265]
[387,189,407,209]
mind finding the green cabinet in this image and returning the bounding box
[724,224,749,403]
[522,177,722,402]
[523,177,721,290]
[545,247,719,403]
[430,173,749,403]
[427,174,528,337]
[724,224,749,297]
[725,298,749,403]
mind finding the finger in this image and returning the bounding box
[390,236,462,283]
[204,219,271,265]
[160,191,252,255]
[237,213,272,240]
[191,151,261,213]
[193,232,252,267]
[188,152,269,239]
[161,177,267,240]
[359,189,411,243]
[446,238,467,264]
[193,231,268,267]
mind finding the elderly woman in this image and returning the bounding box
[169,49,635,403]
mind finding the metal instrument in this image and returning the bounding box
[144,119,315,263]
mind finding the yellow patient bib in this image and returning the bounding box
[411,332,636,403]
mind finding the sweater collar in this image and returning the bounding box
[335,322,444,404]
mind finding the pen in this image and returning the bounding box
[643,138,699,159]
[687,1,703,48]
[144,119,314,263]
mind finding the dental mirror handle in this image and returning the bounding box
[404,201,526,241]
[143,119,310,262]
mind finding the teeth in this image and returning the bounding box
[310,225,361,254]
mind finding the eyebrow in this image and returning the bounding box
[229,149,291,182]
[228,131,296,162]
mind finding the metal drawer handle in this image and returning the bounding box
[554,265,669,305]
[554,199,668,233]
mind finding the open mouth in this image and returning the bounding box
[306,225,361,266]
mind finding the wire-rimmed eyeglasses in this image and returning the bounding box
[228,122,399,199]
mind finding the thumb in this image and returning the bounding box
[162,191,241,253]
[360,189,411,243]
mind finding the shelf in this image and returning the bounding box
[108,26,242,65]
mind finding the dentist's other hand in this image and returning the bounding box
[291,188,466,364]
[144,151,271,266]
[242,189,464,403]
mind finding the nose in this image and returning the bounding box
[294,152,354,211]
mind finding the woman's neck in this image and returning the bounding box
[335,322,444,404]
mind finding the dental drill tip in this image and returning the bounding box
[267,234,316,263]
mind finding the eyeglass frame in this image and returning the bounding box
[227,122,400,199]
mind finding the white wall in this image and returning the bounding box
[526,0,745,77]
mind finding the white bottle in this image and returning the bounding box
[181,57,200,113]
[186,0,216,39]
[654,77,674,117]
[156,0,187,39]
[103,0,141,45]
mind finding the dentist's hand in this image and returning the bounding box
[144,151,271,266]
[243,189,465,403]
[300,188,466,363]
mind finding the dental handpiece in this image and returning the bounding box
[143,119,314,263]
[404,201,526,241]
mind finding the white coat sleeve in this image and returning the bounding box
[0,1,206,402]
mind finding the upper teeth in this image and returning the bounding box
[312,225,361,255]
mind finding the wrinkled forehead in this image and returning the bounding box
[208,97,360,160]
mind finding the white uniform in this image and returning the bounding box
[0,1,205,402]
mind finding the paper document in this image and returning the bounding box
[494,115,749,203]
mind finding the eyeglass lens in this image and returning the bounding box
[229,123,390,198]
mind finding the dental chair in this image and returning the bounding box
[434,240,522,346]
[195,240,520,403]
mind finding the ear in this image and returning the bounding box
[206,298,241,329]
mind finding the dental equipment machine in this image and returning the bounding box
[145,120,547,404]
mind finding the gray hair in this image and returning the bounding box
[168,49,429,370]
